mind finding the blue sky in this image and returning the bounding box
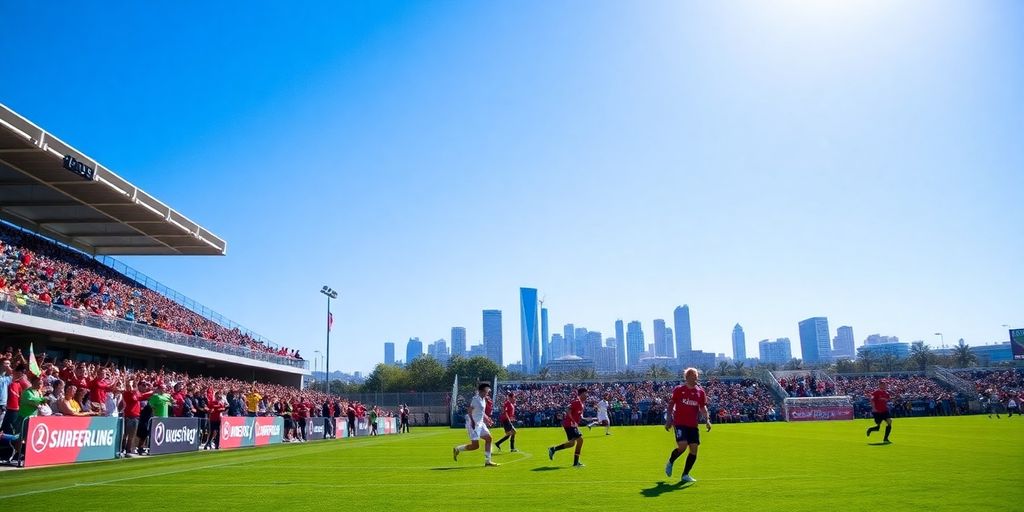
[2,1,1021,373]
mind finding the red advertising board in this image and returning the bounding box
[24,416,121,468]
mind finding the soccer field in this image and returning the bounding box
[2,416,1021,511]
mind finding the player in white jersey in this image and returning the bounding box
[452,382,498,466]
[591,393,612,435]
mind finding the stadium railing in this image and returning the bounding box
[0,295,306,369]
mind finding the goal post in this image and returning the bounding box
[783,396,855,421]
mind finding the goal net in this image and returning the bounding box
[783,396,855,422]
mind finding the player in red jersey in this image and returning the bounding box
[665,368,712,483]
[495,392,518,452]
[866,380,892,443]
[547,388,596,467]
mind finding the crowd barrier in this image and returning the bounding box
[18,415,400,468]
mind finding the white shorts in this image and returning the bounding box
[597,413,609,423]
[465,420,490,441]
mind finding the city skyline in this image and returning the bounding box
[374,293,1017,373]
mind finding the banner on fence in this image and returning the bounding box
[149,417,200,455]
[219,416,283,449]
[307,418,326,440]
[24,416,121,468]
[377,417,398,435]
[785,406,854,421]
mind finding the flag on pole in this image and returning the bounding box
[28,342,41,377]
[327,312,334,332]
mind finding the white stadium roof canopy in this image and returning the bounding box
[0,103,226,256]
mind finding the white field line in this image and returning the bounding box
[0,431,446,501]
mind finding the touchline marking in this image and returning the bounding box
[0,433,441,501]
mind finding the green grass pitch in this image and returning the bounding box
[2,416,1021,511]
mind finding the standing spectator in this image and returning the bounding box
[400,405,410,433]
[206,391,226,450]
[245,385,261,417]
[121,378,152,458]
[148,384,173,418]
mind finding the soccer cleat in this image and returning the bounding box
[681,474,696,483]
[665,461,673,477]
[510,448,519,453]
[866,428,871,437]
[484,460,500,467]
[573,462,585,467]
[494,445,502,452]
[548,447,555,460]
[453,447,459,462]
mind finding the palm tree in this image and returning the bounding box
[952,340,976,368]
[857,351,876,373]
[716,361,730,376]
[879,353,900,372]
[909,342,934,371]
[784,358,803,370]
[732,360,746,376]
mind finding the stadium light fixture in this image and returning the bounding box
[933,332,944,348]
[320,285,339,395]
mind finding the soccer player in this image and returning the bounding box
[1007,395,1019,418]
[495,392,518,452]
[548,387,596,467]
[453,383,499,467]
[866,380,893,443]
[594,393,612,435]
[665,368,712,483]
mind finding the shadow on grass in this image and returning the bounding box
[530,466,563,472]
[640,481,692,497]
[867,442,893,446]
[429,467,475,471]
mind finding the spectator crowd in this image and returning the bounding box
[496,377,779,427]
[0,224,300,360]
[834,374,965,418]
[0,347,393,467]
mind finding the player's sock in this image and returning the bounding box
[485,450,492,461]
[553,442,568,452]
[510,438,515,450]
[883,426,891,440]
[495,435,508,448]
[682,453,697,475]
[605,425,610,434]
[669,448,682,463]
[867,425,879,435]
[573,452,580,465]
[456,445,466,452]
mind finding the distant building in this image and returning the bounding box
[653,319,670,358]
[934,341,1014,365]
[759,338,793,365]
[384,342,395,365]
[674,305,692,363]
[406,337,423,363]
[451,327,467,358]
[595,346,616,373]
[550,333,566,360]
[857,342,910,359]
[615,319,626,370]
[864,334,900,346]
[428,339,449,363]
[483,310,503,366]
[634,356,679,373]
[832,326,855,360]
[545,355,595,375]
[520,288,541,374]
[685,350,717,371]
[626,321,644,367]
[798,317,831,364]
[564,324,575,358]
[732,324,746,361]
[468,344,486,358]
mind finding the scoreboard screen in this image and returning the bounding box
[1011,328,1024,361]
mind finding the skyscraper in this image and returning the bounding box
[614,319,625,369]
[665,327,674,358]
[550,333,565,360]
[540,307,549,366]
[674,305,692,364]
[833,326,855,360]
[732,324,746,361]
[428,339,449,363]
[653,319,669,357]
[483,310,503,366]
[798,317,831,364]
[384,342,395,365]
[572,327,587,357]
[626,321,644,367]
[406,337,423,363]
[587,331,602,359]
[451,327,467,358]
[519,288,541,374]
[564,324,575,359]
[759,338,792,365]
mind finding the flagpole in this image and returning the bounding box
[320,286,339,395]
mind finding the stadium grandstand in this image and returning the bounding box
[0,103,307,386]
